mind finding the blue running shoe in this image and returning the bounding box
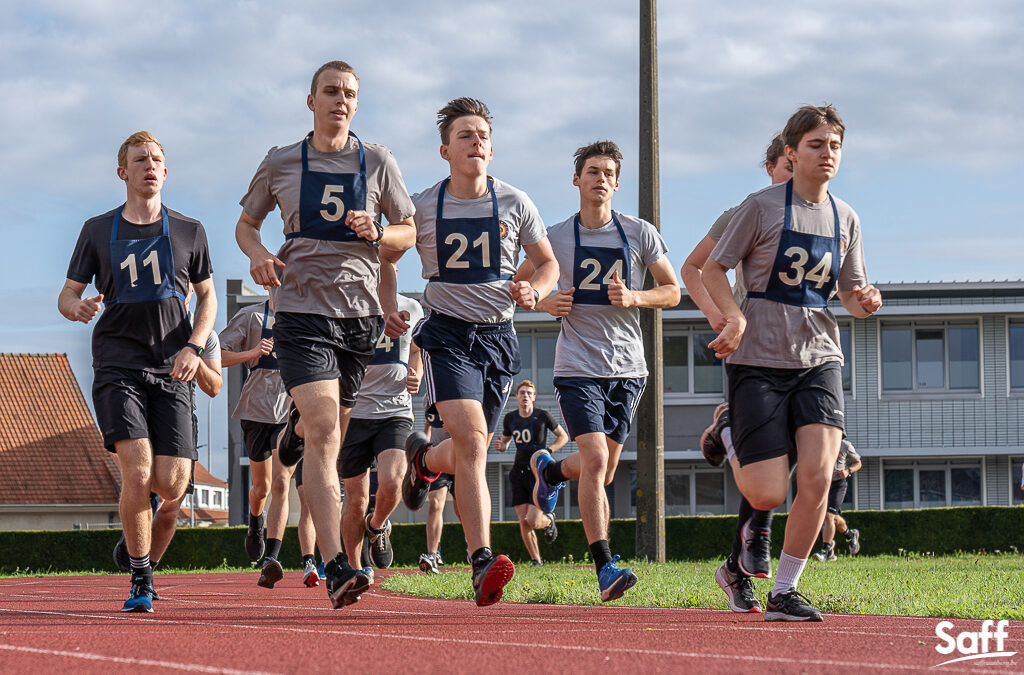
[121,574,154,613]
[362,566,375,585]
[318,560,326,579]
[530,450,564,513]
[598,555,638,603]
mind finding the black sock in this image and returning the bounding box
[302,554,315,566]
[470,547,493,569]
[150,558,160,572]
[748,508,773,532]
[730,497,754,570]
[249,511,263,529]
[543,459,566,485]
[129,554,152,582]
[589,540,613,573]
[265,538,283,561]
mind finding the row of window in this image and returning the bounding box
[183,487,225,510]
[518,319,1024,395]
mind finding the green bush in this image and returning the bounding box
[1,506,1021,574]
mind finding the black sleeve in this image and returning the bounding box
[540,409,558,437]
[66,223,98,284]
[502,412,513,437]
[189,222,213,283]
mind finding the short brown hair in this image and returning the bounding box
[516,380,535,393]
[117,131,163,168]
[783,105,845,150]
[574,140,623,179]
[764,133,785,166]
[437,97,492,145]
[311,60,359,96]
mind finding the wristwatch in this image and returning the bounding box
[186,342,205,357]
[532,288,540,303]
[372,221,385,245]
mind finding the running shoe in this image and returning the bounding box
[813,543,837,562]
[325,556,371,609]
[530,560,543,567]
[765,589,823,622]
[542,512,558,544]
[471,550,515,607]
[419,552,439,575]
[435,550,444,566]
[402,432,438,511]
[245,512,265,562]
[112,534,130,573]
[121,573,154,613]
[317,560,326,579]
[846,528,861,555]
[738,519,772,578]
[365,512,394,569]
[362,566,375,585]
[277,403,304,467]
[530,450,564,513]
[257,557,284,589]
[715,561,762,613]
[598,555,638,602]
[699,403,730,467]
[303,558,321,587]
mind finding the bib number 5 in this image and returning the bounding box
[320,185,346,222]
[779,246,832,289]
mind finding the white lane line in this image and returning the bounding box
[0,644,281,675]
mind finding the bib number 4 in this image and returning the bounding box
[779,246,832,289]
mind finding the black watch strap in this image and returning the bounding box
[186,342,205,357]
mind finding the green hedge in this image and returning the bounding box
[1,506,1021,574]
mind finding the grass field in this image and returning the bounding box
[381,552,1024,620]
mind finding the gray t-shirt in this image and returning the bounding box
[203,329,221,362]
[220,303,289,424]
[707,205,747,304]
[413,177,546,323]
[240,135,415,318]
[351,294,425,420]
[710,182,868,369]
[834,438,861,481]
[548,212,668,378]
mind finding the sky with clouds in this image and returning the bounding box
[2,1,1021,478]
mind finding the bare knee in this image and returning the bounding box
[250,481,270,502]
[580,453,608,479]
[271,475,291,497]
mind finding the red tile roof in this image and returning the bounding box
[193,461,227,488]
[0,354,120,504]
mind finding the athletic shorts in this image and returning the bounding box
[429,472,455,493]
[240,420,286,463]
[425,403,445,429]
[508,464,535,507]
[827,477,848,515]
[294,457,304,488]
[273,311,380,407]
[338,416,413,479]
[414,312,519,435]
[92,365,197,459]
[554,376,646,444]
[726,362,845,467]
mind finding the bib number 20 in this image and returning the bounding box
[779,247,832,289]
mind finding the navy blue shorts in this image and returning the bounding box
[294,457,304,488]
[414,312,519,435]
[553,376,646,444]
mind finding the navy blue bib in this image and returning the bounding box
[746,180,841,309]
[430,177,510,284]
[572,212,631,306]
[106,206,184,306]
[254,301,279,370]
[369,325,407,367]
[288,133,368,243]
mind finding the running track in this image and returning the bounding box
[0,571,1020,673]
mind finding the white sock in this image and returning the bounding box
[772,552,807,596]
[722,426,736,462]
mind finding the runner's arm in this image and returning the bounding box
[58,279,103,324]
[235,210,284,288]
[680,235,727,332]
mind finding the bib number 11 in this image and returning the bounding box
[120,251,162,287]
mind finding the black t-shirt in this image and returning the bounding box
[66,205,213,371]
[502,408,559,467]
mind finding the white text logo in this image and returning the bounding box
[934,620,1016,667]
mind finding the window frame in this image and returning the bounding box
[1005,317,1024,394]
[1010,456,1024,506]
[877,318,983,397]
[662,325,726,400]
[629,465,727,516]
[879,458,987,509]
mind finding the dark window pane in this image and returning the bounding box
[840,326,852,391]
[842,477,855,509]
[1013,461,1024,506]
[695,472,725,515]
[919,469,946,507]
[693,332,723,394]
[884,468,914,509]
[1010,325,1024,389]
[882,328,912,390]
[518,335,533,383]
[916,330,945,389]
[665,473,690,516]
[948,327,979,390]
[950,467,981,506]
[663,334,689,393]
[535,336,557,395]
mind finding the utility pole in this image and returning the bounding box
[636,0,666,561]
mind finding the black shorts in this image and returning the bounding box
[726,362,844,467]
[92,365,196,459]
[508,464,535,507]
[273,311,381,407]
[827,478,848,515]
[429,472,455,493]
[294,457,304,488]
[338,416,413,479]
[240,420,286,462]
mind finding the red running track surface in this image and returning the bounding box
[0,571,1021,673]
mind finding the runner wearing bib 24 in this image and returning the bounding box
[387,97,559,607]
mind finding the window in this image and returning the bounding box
[200,488,209,507]
[839,322,853,392]
[883,460,983,509]
[568,481,614,520]
[1011,459,1023,506]
[881,321,980,392]
[1009,321,1024,389]
[631,467,725,516]
[212,491,222,508]
[515,330,559,395]
[663,328,723,395]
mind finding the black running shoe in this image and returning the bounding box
[365,512,394,569]
[471,549,515,607]
[542,512,558,544]
[257,557,284,589]
[765,589,823,622]
[113,534,130,573]
[277,403,304,467]
[714,561,762,613]
[245,512,265,562]
[846,528,861,555]
[699,403,730,467]
[738,518,772,578]
[401,432,438,511]
[530,559,543,567]
[325,555,371,609]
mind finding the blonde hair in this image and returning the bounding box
[311,60,359,96]
[118,131,163,168]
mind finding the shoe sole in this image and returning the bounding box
[258,562,284,589]
[418,559,438,574]
[113,535,130,573]
[277,406,304,467]
[600,570,638,602]
[475,555,515,607]
[738,524,772,579]
[245,531,265,563]
[698,403,728,467]
[329,573,371,609]
[303,572,320,588]
[402,433,432,511]
[120,602,153,613]
[714,565,762,613]
[765,610,823,622]
[529,451,557,513]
